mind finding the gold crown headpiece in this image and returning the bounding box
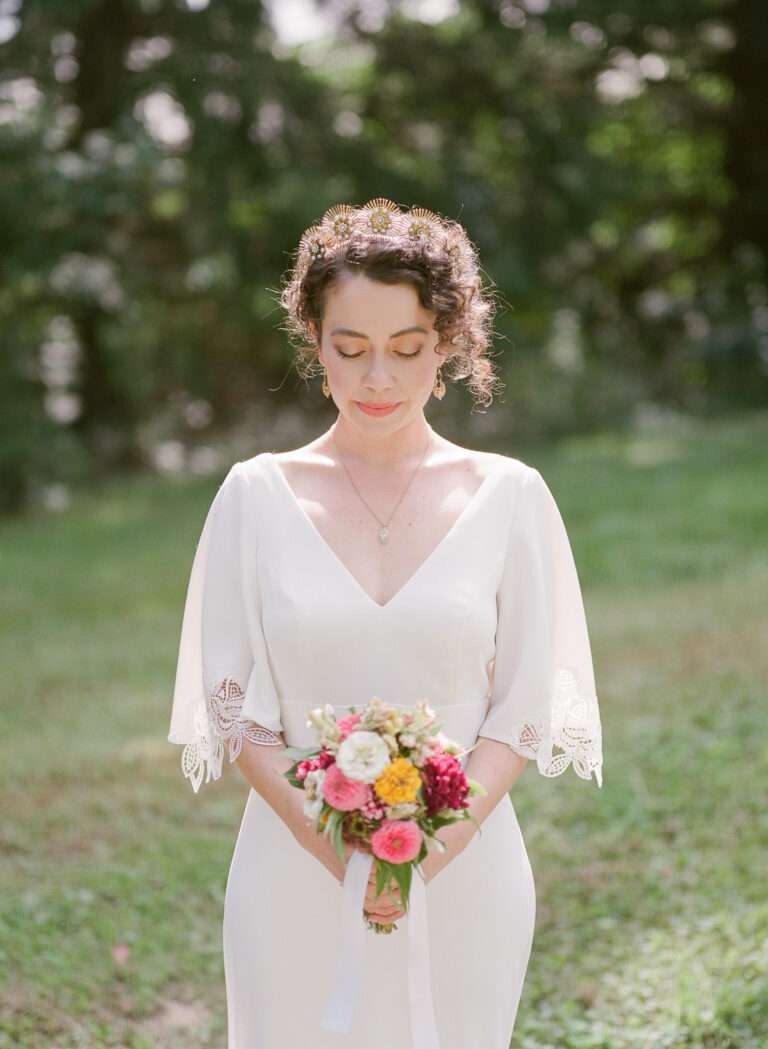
[295,197,463,279]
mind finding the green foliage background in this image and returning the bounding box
[2,8,767,1046]
[1,0,767,511]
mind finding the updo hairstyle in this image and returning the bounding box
[277,199,504,408]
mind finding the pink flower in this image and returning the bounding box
[322,763,372,811]
[361,797,386,821]
[371,820,423,864]
[337,712,363,740]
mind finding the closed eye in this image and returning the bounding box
[335,348,422,359]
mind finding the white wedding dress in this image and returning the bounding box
[167,451,603,1049]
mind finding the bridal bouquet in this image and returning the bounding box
[279,696,487,933]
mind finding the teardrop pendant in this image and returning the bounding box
[378,526,389,544]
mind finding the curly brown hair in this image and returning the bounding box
[277,202,505,408]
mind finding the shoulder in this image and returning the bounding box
[230,447,542,494]
[208,454,277,515]
[477,450,542,493]
[229,452,275,488]
[431,439,535,485]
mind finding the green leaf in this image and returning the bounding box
[392,861,413,913]
[466,777,488,796]
[466,812,483,836]
[280,746,318,760]
[332,819,347,864]
[375,860,390,897]
[322,807,340,838]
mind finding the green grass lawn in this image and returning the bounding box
[2,410,767,1049]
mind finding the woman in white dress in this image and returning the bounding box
[168,198,603,1049]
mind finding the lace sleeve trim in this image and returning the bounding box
[480,668,603,787]
[181,677,284,793]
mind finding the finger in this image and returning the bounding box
[365,900,400,917]
[365,890,402,908]
[367,881,400,896]
[366,912,399,925]
[365,898,399,914]
[368,871,398,890]
[369,914,404,926]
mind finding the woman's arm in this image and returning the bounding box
[234,737,354,882]
[235,736,309,837]
[366,738,529,921]
[419,738,528,883]
[235,739,404,922]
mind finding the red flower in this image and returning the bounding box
[422,752,470,817]
[296,748,335,781]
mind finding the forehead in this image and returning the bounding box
[323,274,434,333]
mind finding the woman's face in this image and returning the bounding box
[316,273,443,430]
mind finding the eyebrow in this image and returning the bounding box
[330,325,428,340]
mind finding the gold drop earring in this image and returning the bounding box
[433,366,446,400]
[321,368,331,398]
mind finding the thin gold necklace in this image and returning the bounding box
[331,431,434,545]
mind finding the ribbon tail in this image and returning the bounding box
[321,848,373,1033]
[408,871,443,1049]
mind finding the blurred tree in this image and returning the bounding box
[717,0,768,255]
[0,0,766,511]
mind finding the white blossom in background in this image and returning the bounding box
[203,91,241,122]
[547,308,585,374]
[125,36,174,73]
[0,6,19,45]
[0,77,42,128]
[48,253,124,311]
[401,0,459,24]
[251,99,284,144]
[39,315,82,425]
[134,89,192,149]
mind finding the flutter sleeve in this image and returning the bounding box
[477,466,603,787]
[167,461,285,793]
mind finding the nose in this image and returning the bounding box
[363,354,396,393]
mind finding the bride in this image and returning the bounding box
[168,198,603,1049]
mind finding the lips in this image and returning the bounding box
[356,401,401,416]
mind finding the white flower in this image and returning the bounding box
[336,730,391,783]
[304,768,326,800]
[385,802,419,819]
[303,769,327,821]
[437,732,462,755]
[304,792,325,820]
[306,705,341,749]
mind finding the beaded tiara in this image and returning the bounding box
[295,197,463,281]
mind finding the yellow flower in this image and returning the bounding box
[374,757,421,805]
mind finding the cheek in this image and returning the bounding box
[413,358,438,386]
[328,359,357,389]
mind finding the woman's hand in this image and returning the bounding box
[364,863,405,925]
[299,820,476,924]
[418,820,476,885]
[362,822,477,922]
[297,828,406,923]
[297,824,355,884]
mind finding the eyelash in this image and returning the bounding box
[334,348,422,360]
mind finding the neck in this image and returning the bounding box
[327,414,436,469]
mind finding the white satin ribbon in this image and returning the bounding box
[321,849,372,1034]
[407,868,442,1049]
[321,849,442,1048]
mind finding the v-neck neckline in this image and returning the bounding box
[265,451,503,612]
